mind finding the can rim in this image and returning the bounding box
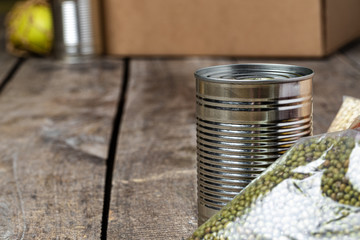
[194,63,314,84]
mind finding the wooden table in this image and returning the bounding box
[0,33,359,238]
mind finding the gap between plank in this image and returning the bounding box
[0,58,25,94]
[101,58,130,240]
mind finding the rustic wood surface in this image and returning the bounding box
[108,44,360,239]
[107,59,201,239]
[0,58,123,238]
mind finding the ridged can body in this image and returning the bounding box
[195,63,313,224]
[51,0,102,63]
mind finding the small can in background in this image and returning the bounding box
[195,63,314,224]
[51,0,102,63]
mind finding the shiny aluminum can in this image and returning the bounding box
[195,63,313,224]
[51,0,102,63]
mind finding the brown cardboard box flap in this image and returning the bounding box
[325,0,360,55]
[103,0,360,57]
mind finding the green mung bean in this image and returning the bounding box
[189,130,360,240]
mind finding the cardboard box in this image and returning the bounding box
[103,0,360,57]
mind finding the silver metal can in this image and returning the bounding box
[195,63,313,224]
[51,0,102,63]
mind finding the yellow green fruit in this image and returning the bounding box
[6,1,53,56]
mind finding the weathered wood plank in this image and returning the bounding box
[108,54,360,239]
[0,58,123,238]
[107,58,231,239]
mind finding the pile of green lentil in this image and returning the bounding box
[189,130,360,240]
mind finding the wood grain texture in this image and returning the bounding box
[108,52,360,239]
[0,58,123,238]
[107,58,235,239]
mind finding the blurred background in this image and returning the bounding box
[0,0,15,28]
[0,0,14,14]
[1,0,359,60]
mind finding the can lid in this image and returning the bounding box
[194,63,314,84]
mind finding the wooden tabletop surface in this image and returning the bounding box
[0,27,360,239]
